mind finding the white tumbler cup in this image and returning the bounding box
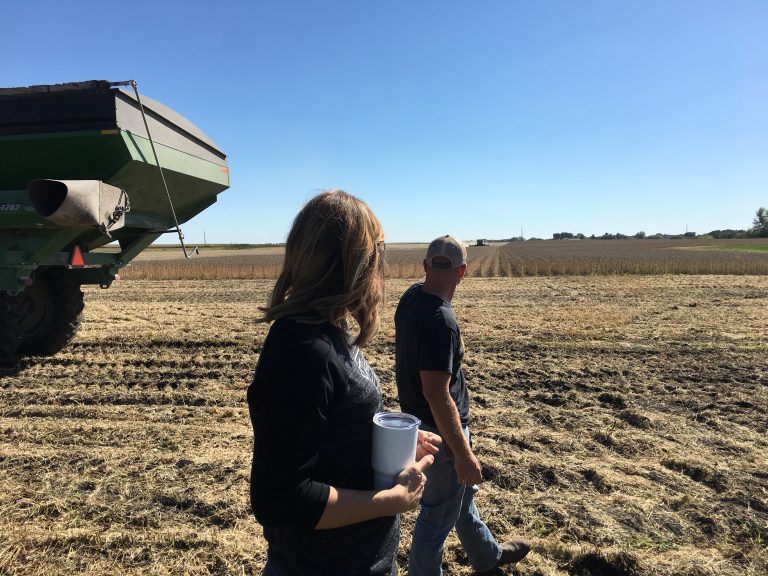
[371,411,421,489]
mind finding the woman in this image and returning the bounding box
[247,190,440,576]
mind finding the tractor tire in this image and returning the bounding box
[0,292,26,374]
[17,269,84,356]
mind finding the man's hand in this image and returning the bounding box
[416,429,442,461]
[454,450,483,486]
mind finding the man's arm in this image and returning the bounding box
[420,370,482,485]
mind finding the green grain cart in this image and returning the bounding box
[0,80,229,373]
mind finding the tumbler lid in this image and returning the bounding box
[373,412,421,429]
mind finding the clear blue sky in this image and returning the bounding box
[3,1,766,243]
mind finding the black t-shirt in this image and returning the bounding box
[394,283,470,428]
[247,317,398,576]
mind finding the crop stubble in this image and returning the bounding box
[1,276,766,575]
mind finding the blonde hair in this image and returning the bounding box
[259,190,385,347]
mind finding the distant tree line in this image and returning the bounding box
[487,207,768,242]
[551,231,694,240]
[543,207,768,241]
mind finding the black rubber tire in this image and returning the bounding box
[0,291,26,372]
[17,269,84,356]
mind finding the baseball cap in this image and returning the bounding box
[425,235,467,269]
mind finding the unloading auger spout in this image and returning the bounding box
[27,179,129,235]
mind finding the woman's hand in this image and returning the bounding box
[416,429,442,461]
[316,446,439,527]
[387,431,441,513]
[385,455,434,513]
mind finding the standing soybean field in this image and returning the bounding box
[119,239,768,280]
[1,276,767,575]
[475,240,768,276]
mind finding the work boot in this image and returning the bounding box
[475,540,531,575]
[497,540,530,566]
[0,361,20,376]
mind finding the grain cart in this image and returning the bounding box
[0,80,229,373]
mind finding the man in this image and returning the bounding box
[395,235,530,576]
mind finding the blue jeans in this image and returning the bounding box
[262,554,284,576]
[409,425,501,576]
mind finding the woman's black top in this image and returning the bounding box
[247,317,398,576]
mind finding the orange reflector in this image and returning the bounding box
[71,245,85,267]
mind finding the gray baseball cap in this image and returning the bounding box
[425,235,467,269]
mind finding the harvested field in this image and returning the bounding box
[1,275,767,575]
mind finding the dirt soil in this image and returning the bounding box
[1,276,766,575]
